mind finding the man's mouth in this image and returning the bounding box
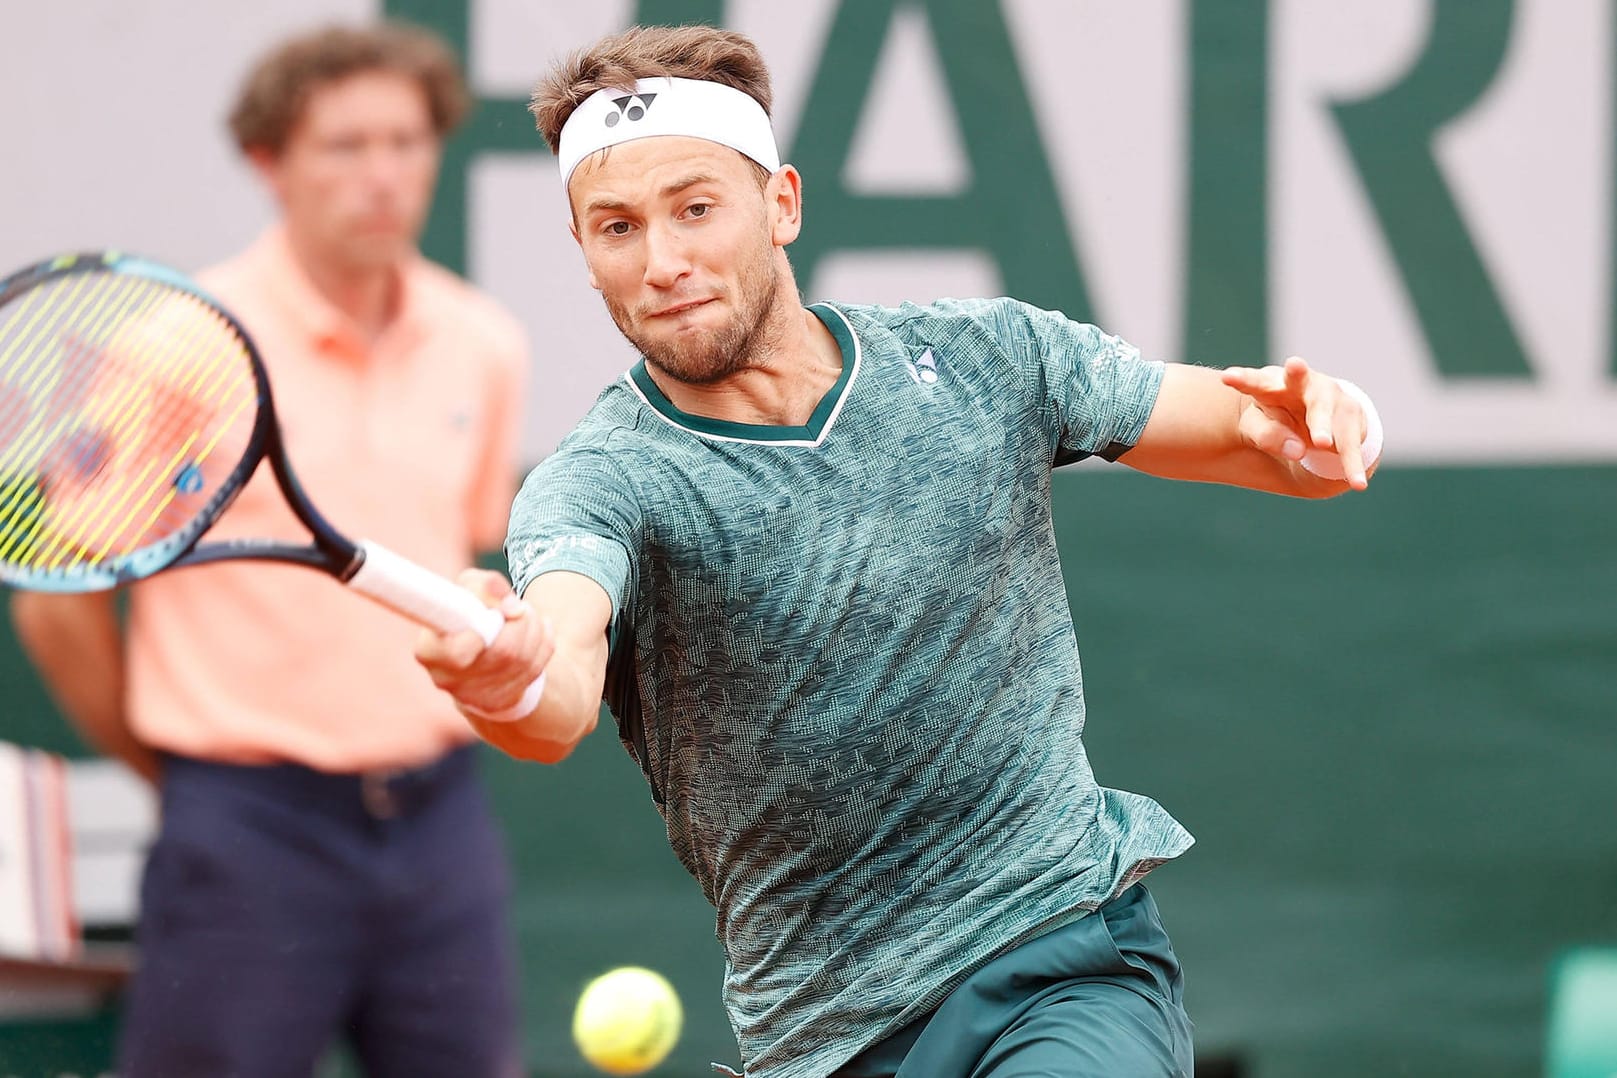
[647,298,714,318]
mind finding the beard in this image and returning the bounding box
[605,242,783,386]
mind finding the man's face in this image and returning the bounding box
[570,137,784,384]
[259,71,441,272]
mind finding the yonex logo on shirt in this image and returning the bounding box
[516,534,603,569]
[604,93,658,127]
[905,348,940,385]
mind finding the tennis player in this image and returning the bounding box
[11,23,528,1077]
[420,24,1382,1078]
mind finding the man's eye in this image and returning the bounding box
[688,204,710,218]
[606,222,631,236]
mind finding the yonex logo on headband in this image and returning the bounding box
[604,94,657,127]
[557,77,781,189]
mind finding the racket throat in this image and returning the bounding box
[333,545,367,582]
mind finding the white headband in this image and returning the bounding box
[556,77,781,188]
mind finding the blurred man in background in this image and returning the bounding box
[10,22,529,1077]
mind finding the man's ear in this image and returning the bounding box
[769,165,804,247]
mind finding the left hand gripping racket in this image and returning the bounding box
[0,250,507,646]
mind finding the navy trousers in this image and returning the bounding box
[117,747,522,1078]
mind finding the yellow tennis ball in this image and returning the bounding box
[572,966,682,1075]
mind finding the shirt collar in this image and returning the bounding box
[253,225,430,356]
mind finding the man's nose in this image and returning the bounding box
[642,220,692,288]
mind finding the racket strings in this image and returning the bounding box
[31,297,240,564]
[37,308,256,569]
[0,272,115,464]
[0,273,259,580]
[0,274,158,553]
[0,276,157,555]
[55,299,256,562]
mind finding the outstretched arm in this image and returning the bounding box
[414,568,612,764]
[1120,357,1381,497]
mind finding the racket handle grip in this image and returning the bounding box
[347,540,504,646]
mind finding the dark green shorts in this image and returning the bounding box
[833,884,1193,1078]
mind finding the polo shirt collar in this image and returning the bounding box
[254,225,430,355]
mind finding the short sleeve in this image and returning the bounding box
[990,299,1166,466]
[505,447,641,626]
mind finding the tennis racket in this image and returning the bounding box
[0,250,506,644]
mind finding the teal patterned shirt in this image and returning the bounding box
[506,298,1194,1078]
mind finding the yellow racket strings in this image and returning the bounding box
[0,273,154,550]
[0,275,258,574]
[30,296,256,568]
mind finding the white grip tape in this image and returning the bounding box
[1299,378,1383,480]
[346,540,504,646]
[459,670,547,724]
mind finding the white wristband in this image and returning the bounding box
[1299,378,1383,480]
[459,671,546,724]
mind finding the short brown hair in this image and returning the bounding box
[530,25,773,153]
[227,22,470,155]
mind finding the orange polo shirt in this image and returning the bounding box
[124,228,528,772]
